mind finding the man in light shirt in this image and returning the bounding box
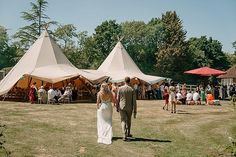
[193,90,201,105]
[48,86,57,103]
[186,91,193,105]
[55,88,62,100]
[176,91,183,104]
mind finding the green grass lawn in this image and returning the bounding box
[0,100,236,157]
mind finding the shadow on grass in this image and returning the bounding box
[177,112,192,114]
[112,137,171,142]
[176,110,192,114]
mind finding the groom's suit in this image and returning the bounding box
[117,84,137,139]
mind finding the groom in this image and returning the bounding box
[117,77,137,141]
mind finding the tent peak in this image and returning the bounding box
[40,30,50,38]
[117,36,124,42]
[98,41,142,73]
[116,42,124,49]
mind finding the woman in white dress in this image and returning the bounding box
[97,83,113,144]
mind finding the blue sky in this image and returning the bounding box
[0,0,235,52]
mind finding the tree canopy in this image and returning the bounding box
[0,26,17,70]
[233,41,236,54]
[1,0,234,84]
[93,20,122,64]
[187,36,230,70]
[13,0,57,49]
[121,19,165,73]
[155,11,188,81]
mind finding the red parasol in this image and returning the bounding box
[184,67,226,76]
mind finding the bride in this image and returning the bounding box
[96,83,113,144]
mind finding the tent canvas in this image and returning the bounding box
[218,64,236,79]
[85,42,166,84]
[0,31,106,96]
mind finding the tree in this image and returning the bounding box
[187,36,230,70]
[14,0,57,49]
[225,52,236,66]
[53,25,101,69]
[54,24,78,51]
[64,31,100,69]
[233,41,236,54]
[76,34,100,69]
[121,19,165,73]
[155,11,188,81]
[93,20,122,65]
[0,26,17,69]
[121,21,149,71]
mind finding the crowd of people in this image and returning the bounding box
[160,82,235,113]
[130,82,236,102]
[10,79,236,106]
[28,82,73,104]
[6,79,236,106]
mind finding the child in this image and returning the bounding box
[169,84,176,113]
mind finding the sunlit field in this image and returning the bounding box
[0,100,236,157]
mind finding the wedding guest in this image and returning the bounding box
[58,87,72,102]
[186,91,194,105]
[193,90,201,105]
[206,91,214,105]
[55,88,62,101]
[37,86,47,103]
[169,82,176,113]
[48,86,57,103]
[29,82,37,104]
[181,84,187,104]
[162,83,169,110]
[176,91,183,104]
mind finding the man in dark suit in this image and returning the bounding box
[117,77,137,141]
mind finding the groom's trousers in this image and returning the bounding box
[120,109,132,138]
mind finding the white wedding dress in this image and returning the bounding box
[97,100,113,144]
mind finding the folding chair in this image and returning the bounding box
[38,92,43,104]
[47,98,55,104]
[63,94,72,104]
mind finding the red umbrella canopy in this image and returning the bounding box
[184,67,226,76]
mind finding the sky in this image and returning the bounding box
[0,0,236,52]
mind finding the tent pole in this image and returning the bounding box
[2,94,6,101]
[25,76,32,101]
[79,77,95,101]
[1,80,20,101]
[28,76,32,88]
[62,81,65,89]
[105,77,109,83]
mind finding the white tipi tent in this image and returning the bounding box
[86,41,166,84]
[0,30,106,96]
